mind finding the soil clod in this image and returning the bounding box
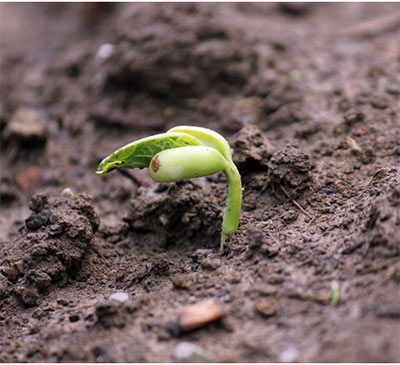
[5,107,48,145]
[255,297,278,317]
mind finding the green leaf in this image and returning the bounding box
[96,132,203,174]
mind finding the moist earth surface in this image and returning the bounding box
[0,3,399,362]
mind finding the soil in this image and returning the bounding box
[1,3,399,363]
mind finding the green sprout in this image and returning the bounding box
[330,281,340,306]
[96,126,242,250]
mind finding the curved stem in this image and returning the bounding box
[221,162,242,250]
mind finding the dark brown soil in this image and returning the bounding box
[1,3,399,363]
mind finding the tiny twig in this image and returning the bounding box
[292,199,314,221]
[279,184,291,199]
[280,184,314,221]
[337,13,400,38]
[271,182,281,201]
[366,168,393,187]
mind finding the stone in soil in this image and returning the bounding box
[173,342,215,362]
[255,297,277,317]
[5,107,48,145]
[108,292,129,303]
[176,298,225,332]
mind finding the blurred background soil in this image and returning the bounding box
[0,3,399,362]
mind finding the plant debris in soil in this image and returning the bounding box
[0,3,399,363]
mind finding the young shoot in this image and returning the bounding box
[96,126,242,249]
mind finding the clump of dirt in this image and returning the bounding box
[359,186,400,258]
[124,180,222,248]
[102,3,257,98]
[95,299,138,329]
[0,191,99,307]
[267,144,313,197]
[232,124,275,171]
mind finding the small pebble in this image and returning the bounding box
[200,257,221,271]
[6,107,48,143]
[177,298,225,332]
[256,297,277,317]
[61,188,74,197]
[191,249,213,259]
[96,43,114,61]
[48,224,64,237]
[173,342,214,363]
[159,214,170,226]
[279,347,299,363]
[171,274,196,290]
[108,292,129,303]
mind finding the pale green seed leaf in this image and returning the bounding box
[149,146,228,182]
[168,126,233,162]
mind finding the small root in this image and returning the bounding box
[117,168,142,186]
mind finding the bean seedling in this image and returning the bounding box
[96,126,242,250]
